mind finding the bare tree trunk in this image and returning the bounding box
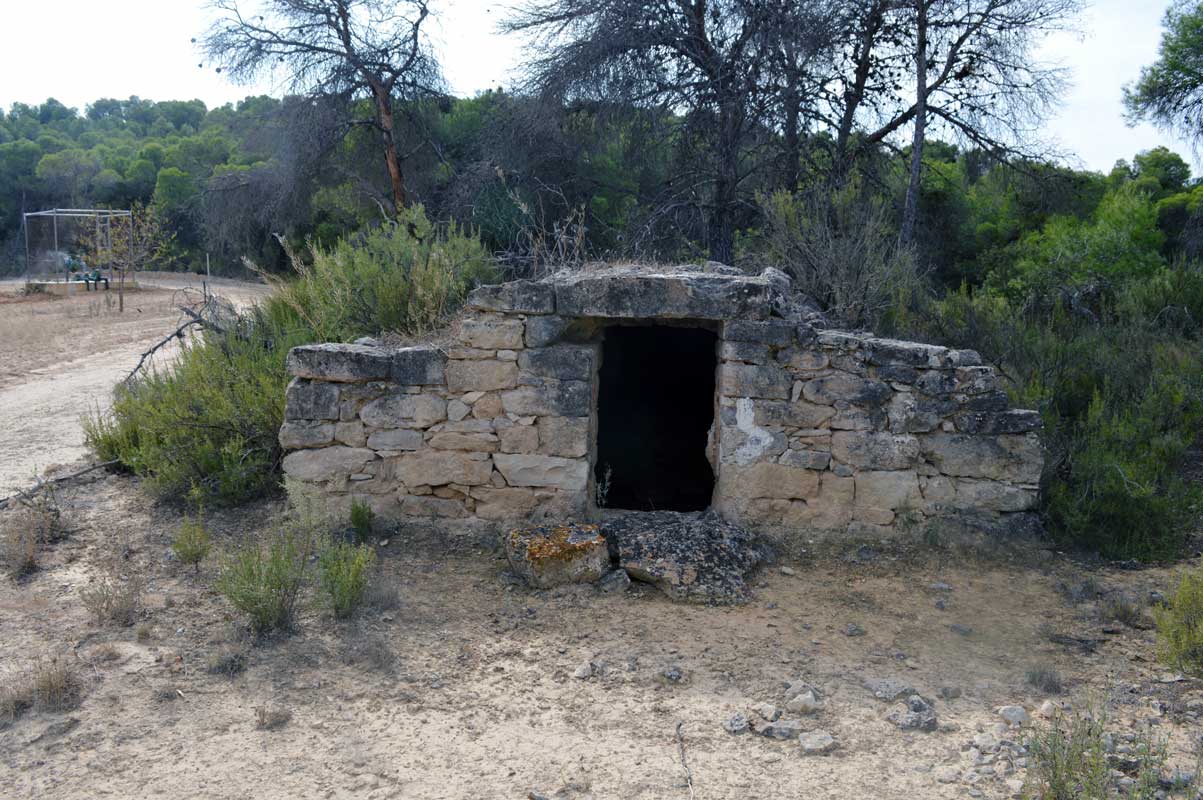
[374,89,409,214]
[900,0,928,249]
[709,102,740,264]
[782,90,801,191]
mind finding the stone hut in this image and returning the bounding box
[280,264,1043,539]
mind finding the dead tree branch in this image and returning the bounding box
[0,461,119,511]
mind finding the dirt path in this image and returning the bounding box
[0,273,270,493]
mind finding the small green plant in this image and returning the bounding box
[172,515,211,573]
[349,499,375,542]
[80,573,143,627]
[1025,665,1064,695]
[216,529,313,634]
[317,540,376,619]
[1155,567,1203,676]
[1022,702,1167,800]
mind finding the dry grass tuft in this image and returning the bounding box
[80,572,143,627]
[1,656,83,724]
[255,704,292,730]
[1,485,70,580]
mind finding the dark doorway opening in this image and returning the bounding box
[595,325,717,511]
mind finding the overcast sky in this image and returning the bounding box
[0,0,1195,174]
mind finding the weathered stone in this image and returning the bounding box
[447,399,471,422]
[887,696,939,732]
[817,330,863,349]
[777,349,829,371]
[496,422,539,454]
[831,431,920,470]
[283,446,376,482]
[865,338,949,367]
[504,523,609,588]
[366,428,424,451]
[954,479,1039,512]
[428,431,499,452]
[752,717,804,740]
[917,366,998,396]
[887,392,944,433]
[278,421,335,449]
[719,462,821,501]
[446,359,519,393]
[604,510,762,604]
[953,410,1043,435]
[399,495,466,518]
[472,392,503,419]
[537,416,590,458]
[500,380,591,416]
[784,690,823,715]
[287,343,393,382]
[392,347,448,385]
[395,451,493,487]
[467,280,556,314]
[360,394,447,429]
[471,486,539,520]
[598,568,631,593]
[798,730,838,754]
[864,678,914,702]
[285,379,340,420]
[803,374,890,406]
[493,454,589,491]
[720,363,791,399]
[334,421,367,447]
[720,341,771,363]
[724,319,795,345]
[525,315,571,348]
[876,364,920,384]
[855,471,923,512]
[554,264,785,320]
[752,400,835,428]
[920,433,1043,483]
[446,347,495,360]
[456,316,525,350]
[778,450,832,470]
[518,346,596,382]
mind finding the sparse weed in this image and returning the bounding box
[0,656,82,724]
[1155,567,1203,677]
[340,634,395,672]
[317,540,376,619]
[2,521,39,579]
[172,515,211,573]
[1026,665,1064,695]
[207,648,248,676]
[255,704,292,730]
[80,573,143,627]
[217,529,313,634]
[2,485,69,579]
[363,577,400,612]
[349,499,375,542]
[1100,592,1148,628]
[1055,576,1100,606]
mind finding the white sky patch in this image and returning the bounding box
[0,0,1197,175]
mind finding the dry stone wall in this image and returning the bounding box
[280,265,1042,539]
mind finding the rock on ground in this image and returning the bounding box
[601,510,763,604]
[503,523,610,589]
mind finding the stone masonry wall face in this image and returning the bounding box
[280,268,1042,536]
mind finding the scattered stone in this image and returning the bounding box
[784,690,822,715]
[1036,700,1060,718]
[939,686,962,701]
[973,731,1001,753]
[752,717,804,740]
[843,623,866,637]
[723,713,750,735]
[865,678,914,702]
[844,545,878,564]
[798,730,837,754]
[997,705,1030,726]
[660,665,686,684]
[934,599,947,611]
[572,661,595,679]
[779,566,796,576]
[929,581,953,591]
[950,623,973,636]
[503,523,609,589]
[936,767,960,783]
[603,510,763,605]
[598,569,631,594]
[754,702,782,722]
[887,695,938,732]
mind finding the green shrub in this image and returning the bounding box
[172,515,211,573]
[216,529,313,634]
[349,500,375,542]
[317,540,376,619]
[1155,567,1203,676]
[85,207,493,507]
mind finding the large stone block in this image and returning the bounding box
[285,379,340,420]
[287,343,394,382]
[854,470,923,512]
[457,316,525,349]
[466,280,556,314]
[752,399,836,429]
[278,421,335,449]
[470,486,540,520]
[392,347,448,385]
[953,410,1043,435]
[493,453,589,491]
[365,428,424,451]
[500,380,591,416]
[445,359,519,393]
[719,363,791,399]
[723,319,795,346]
[864,338,949,368]
[427,431,500,452]
[537,416,590,458]
[553,265,785,320]
[954,479,1039,512]
[283,446,376,482]
[400,495,467,518]
[720,341,771,364]
[719,462,821,501]
[920,433,1043,484]
[360,394,447,429]
[395,451,493,487]
[777,349,829,371]
[802,373,891,407]
[504,523,609,588]
[518,346,596,382]
[525,315,571,348]
[497,422,540,453]
[831,431,920,470]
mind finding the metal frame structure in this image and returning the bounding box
[23,208,132,280]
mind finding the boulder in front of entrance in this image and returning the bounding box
[504,523,610,588]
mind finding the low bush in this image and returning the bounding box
[1,656,82,724]
[317,540,376,619]
[85,208,493,507]
[349,499,375,543]
[1155,567,1203,676]
[1025,665,1064,694]
[172,515,212,573]
[80,573,143,627]
[1,487,70,579]
[217,529,313,634]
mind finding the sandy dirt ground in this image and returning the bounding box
[0,273,270,492]
[0,472,1201,799]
